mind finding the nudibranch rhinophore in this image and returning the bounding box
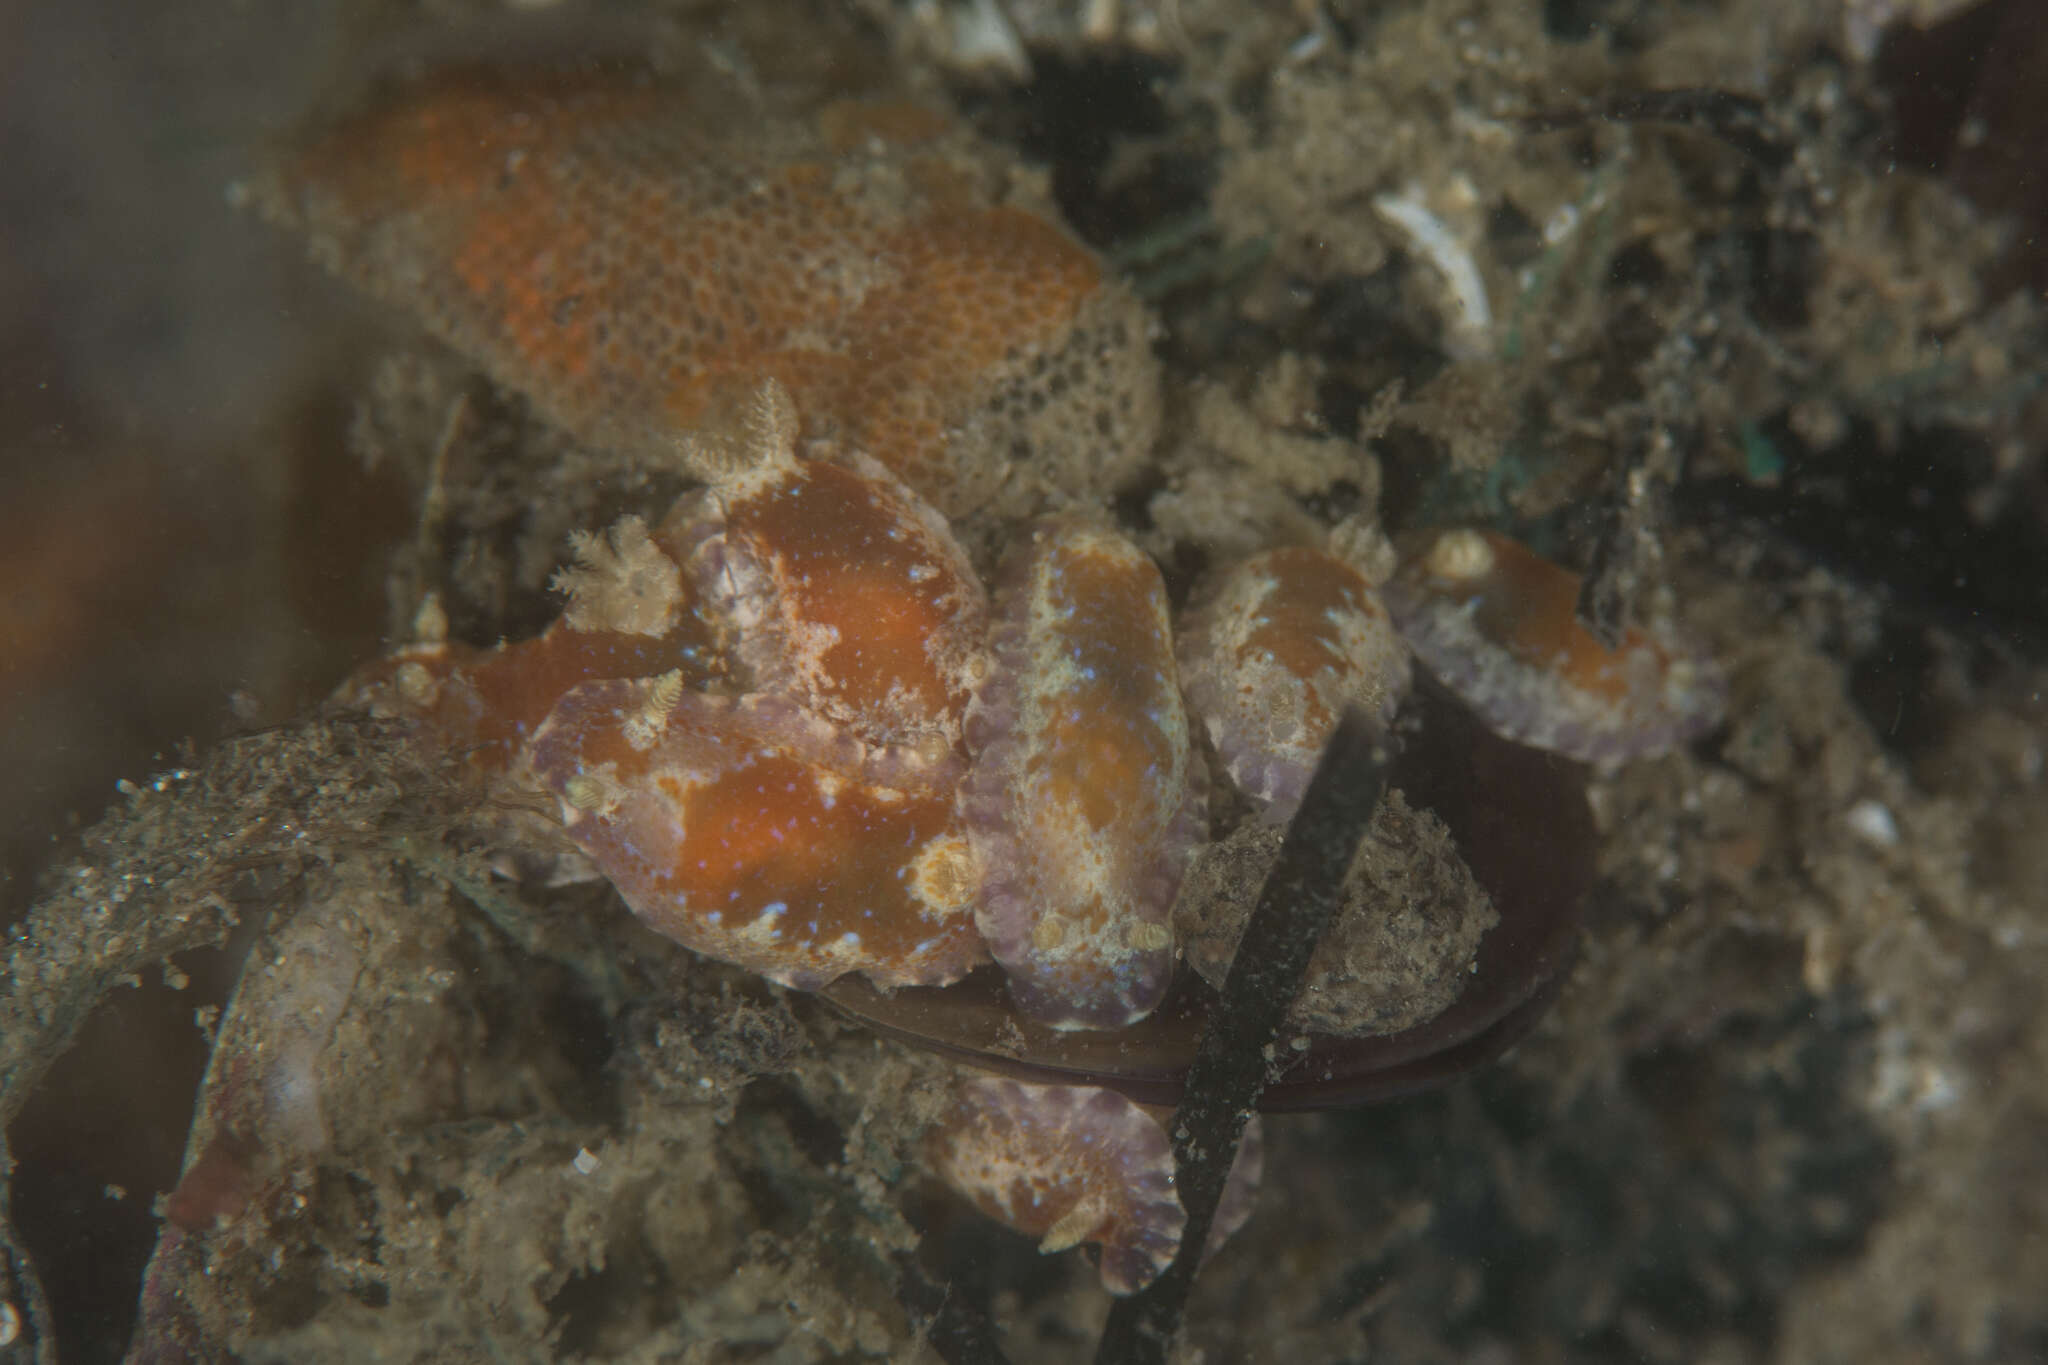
[1383,528,1725,764]
[267,57,1722,1300]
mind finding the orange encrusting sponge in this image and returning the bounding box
[259,65,1158,518]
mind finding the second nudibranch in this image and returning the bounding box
[529,387,994,992]
[927,1078,1264,1295]
[1178,545,1412,823]
[960,518,1204,1030]
[1383,528,1725,765]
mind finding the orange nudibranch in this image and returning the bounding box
[660,385,988,771]
[1178,545,1411,821]
[1383,529,1725,763]
[959,519,1203,1031]
[333,515,727,773]
[926,1076,1263,1295]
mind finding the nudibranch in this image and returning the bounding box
[251,62,1160,520]
[1382,528,1725,764]
[522,386,991,992]
[1178,546,1411,822]
[961,518,1203,1030]
[659,383,989,773]
[927,1079,1264,1295]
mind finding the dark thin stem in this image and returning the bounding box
[1094,707,1391,1365]
[1519,89,1791,171]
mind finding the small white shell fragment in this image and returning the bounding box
[1845,798,1900,849]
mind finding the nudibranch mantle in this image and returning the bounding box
[531,681,987,992]
[661,382,990,772]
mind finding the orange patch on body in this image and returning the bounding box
[530,680,986,991]
[338,614,726,773]
[1457,533,1645,702]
